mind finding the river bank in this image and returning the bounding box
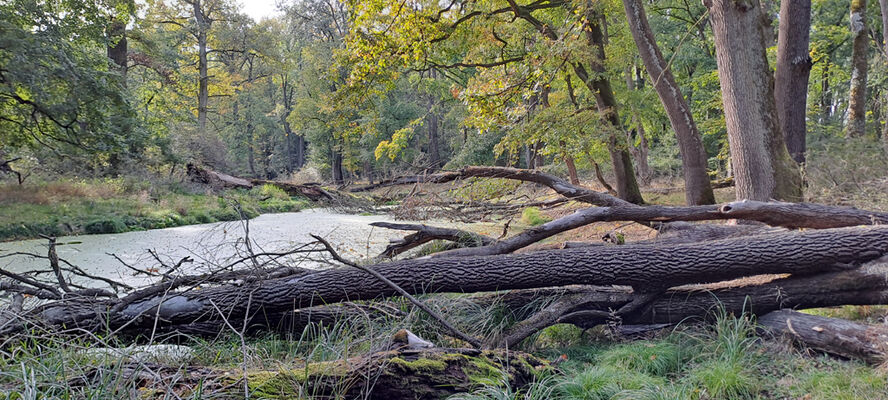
[0,179,311,241]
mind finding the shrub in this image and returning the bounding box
[83,218,127,234]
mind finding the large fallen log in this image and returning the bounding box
[758,309,888,365]
[76,348,549,399]
[8,226,888,337]
[185,163,337,202]
[494,262,888,347]
[361,166,888,259]
[430,199,888,258]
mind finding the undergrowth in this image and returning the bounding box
[2,296,886,399]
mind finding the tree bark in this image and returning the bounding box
[880,0,888,153]
[14,226,888,336]
[497,261,888,347]
[846,0,869,138]
[758,309,888,365]
[582,12,645,204]
[622,0,715,204]
[820,57,833,123]
[370,222,495,258]
[563,152,580,185]
[705,0,802,201]
[106,18,127,83]
[331,145,344,184]
[775,0,813,163]
[431,200,888,258]
[193,0,210,133]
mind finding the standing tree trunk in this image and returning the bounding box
[427,105,441,170]
[622,0,715,204]
[582,10,644,204]
[623,65,653,186]
[846,0,869,137]
[880,0,888,153]
[106,18,128,83]
[427,70,442,171]
[331,144,344,184]
[821,57,833,123]
[191,0,211,133]
[775,0,813,163]
[705,0,802,201]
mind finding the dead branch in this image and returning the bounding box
[312,235,482,348]
[370,222,495,258]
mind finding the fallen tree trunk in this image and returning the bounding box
[10,226,888,337]
[77,348,549,399]
[494,262,888,347]
[758,309,888,365]
[430,199,887,258]
[370,222,495,258]
[185,163,337,202]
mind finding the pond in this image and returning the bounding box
[0,209,477,288]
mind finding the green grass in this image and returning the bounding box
[0,180,311,241]
[521,207,551,226]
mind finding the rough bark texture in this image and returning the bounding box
[332,146,345,184]
[881,0,888,153]
[622,0,715,205]
[501,262,888,348]
[705,0,802,201]
[15,226,888,336]
[574,8,644,204]
[431,200,888,258]
[775,0,813,163]
[759,309,888,365]
[846,0,869,138]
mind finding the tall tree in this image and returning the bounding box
[574,7,644,204]
[879,0,888,153]
[705,0,802,201]
[106,17,128,81]
[622,0,715,205]
[846,0,868,137]
[774,0,812,163]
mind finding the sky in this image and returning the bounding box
[240,0,282,21]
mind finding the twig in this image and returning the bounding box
[311,234,482,348]
[107,253,161,278]
[40,236,70,293]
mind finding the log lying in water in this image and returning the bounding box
[758,309,888,365]
[8,226,888,338]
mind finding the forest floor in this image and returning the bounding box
[0,178,311,241]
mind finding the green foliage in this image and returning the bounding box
[687,358,760,399]
[557,366,666,400]
[0,0,144,168]
[596,342,685,377]
[521,207,551,227]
